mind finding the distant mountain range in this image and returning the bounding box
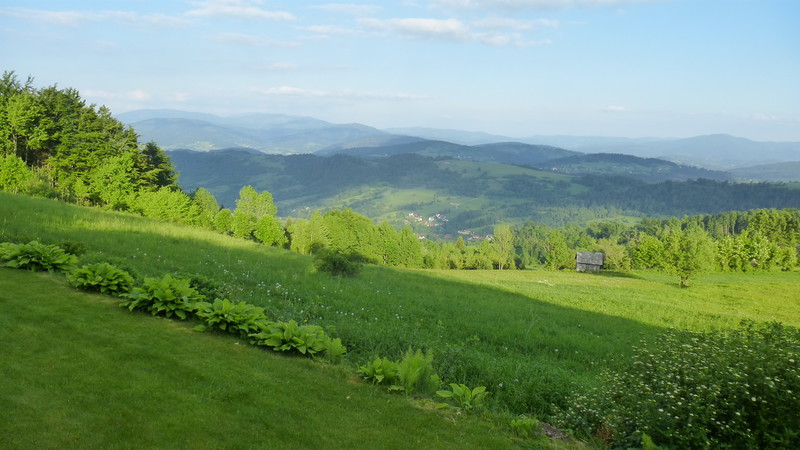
[117,109,800,180]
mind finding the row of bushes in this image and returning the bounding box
[0,240,346,363]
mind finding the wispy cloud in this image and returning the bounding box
[0,7,188,27]
[749,112,800,124]
[473,17,559,30]
[83,89,152,101]
[186,0,295,20]
[305,25,358,37]
[604,105,628,112]
[359,16,551,46]
[309,4,383,16]
[432,0,657,10]
[263,62,301,71]
[360,17,472,41]
[211,32,300,47]
[256,86,427,101]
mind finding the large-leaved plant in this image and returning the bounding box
[0,241,78,273]
[121,274,204,319]
[194,298,269,338]
[68,262,134,296]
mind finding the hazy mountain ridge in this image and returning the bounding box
[730,161,800,182]
[119,109,800,175]
[544,153,733,182]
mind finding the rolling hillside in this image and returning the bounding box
[544,153,732,182]
[169,149,800,234]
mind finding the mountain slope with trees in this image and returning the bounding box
[169,149,800,234]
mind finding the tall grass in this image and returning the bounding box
[3,191,799,418]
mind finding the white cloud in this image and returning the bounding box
[360,17,471,41]
[604,105,627,112]
[359,17,551,46]
[211,32,300,47]
[474,17,531,30]
[186,0,295,20]
[477,33,551,46]
[473,17,559,30]
[309,4,382,16]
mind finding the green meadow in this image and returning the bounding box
[2,191,799,446]
[0,269,516,449]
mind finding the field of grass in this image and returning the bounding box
[0,269,519,449]
[2,191,799,435]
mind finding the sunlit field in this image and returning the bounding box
[3,191,799,421]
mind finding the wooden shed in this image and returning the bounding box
[576,251,604,272]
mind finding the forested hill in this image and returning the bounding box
[544,153,732,182]
[318,139,580,167]
[169,149,800,233]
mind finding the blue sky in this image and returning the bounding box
[1,0,798,141]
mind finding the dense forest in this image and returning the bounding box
[2,72,798,286]
[169,149,800,233]
[0,71,177,208]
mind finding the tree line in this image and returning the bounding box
[0,71,177,209]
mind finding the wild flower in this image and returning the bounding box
[556,321,800,449]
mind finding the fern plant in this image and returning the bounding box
[392,348,441,395]
[0,241,78,273]
[193,298,269,338]
[68,262,135,296]
[121,274,204,319]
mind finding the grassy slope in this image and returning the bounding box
[2,191,799,421]
[0,268,520,449]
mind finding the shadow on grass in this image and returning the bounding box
[592,270,641,279]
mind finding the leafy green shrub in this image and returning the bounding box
[57,240,89,256]
[392,348,441,396]
[173,271,224,300]
[0,241,78,273]
[357,357,399,385]
[510,416,539,438]
[313,250,362,277]
[194,298,269,338]
[558,321,800,449]
[249,319,347,362]
[436,383,488,412]
[121,274,204,319]
[68,262,135,296]
[78,252,140,281]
